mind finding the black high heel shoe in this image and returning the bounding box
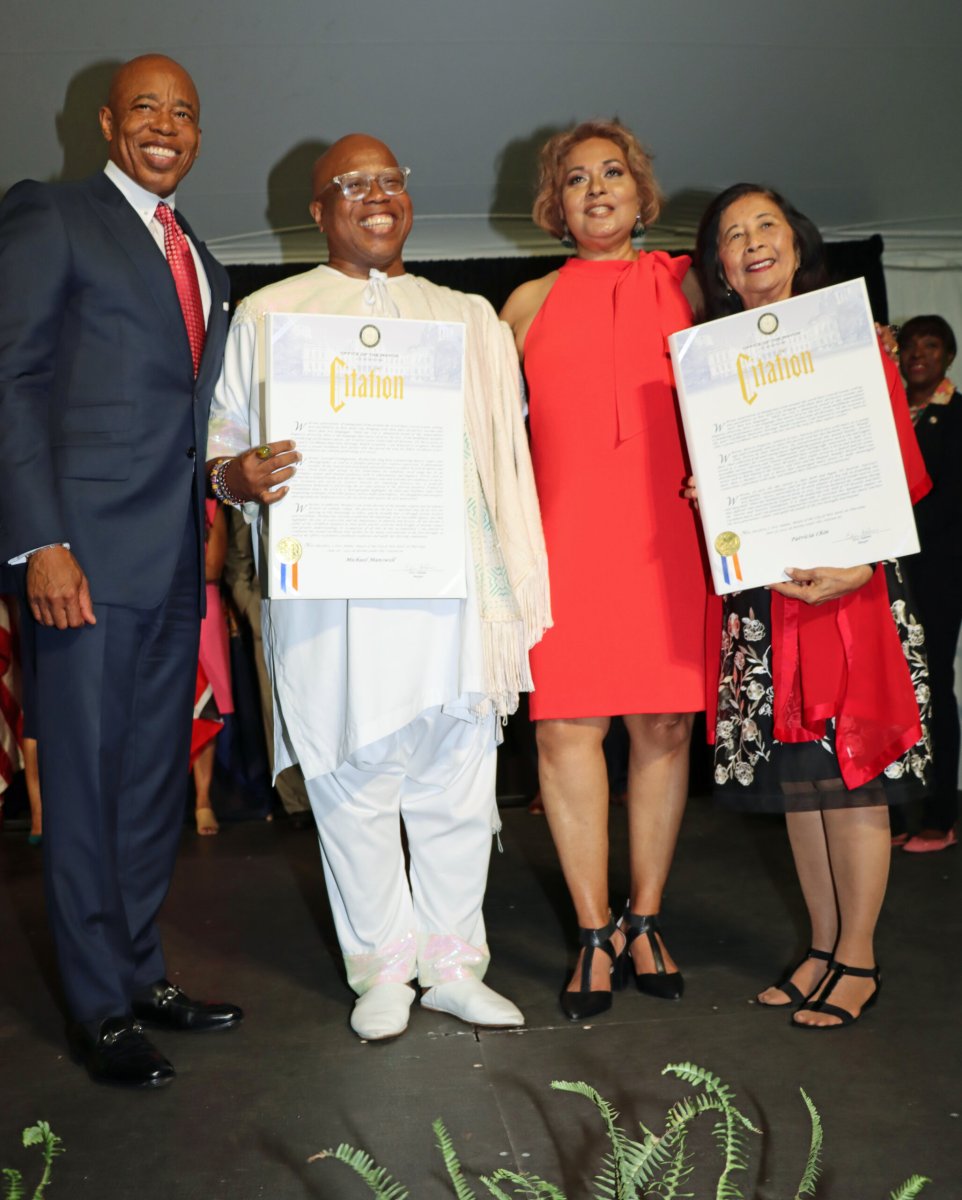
[560,920,622,1021]
[791,962,881,1029]
[757,947,833,1008]
[618,911,683,1000]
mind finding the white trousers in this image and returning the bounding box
[305,706,499,994]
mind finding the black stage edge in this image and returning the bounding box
[1,791,959,1198]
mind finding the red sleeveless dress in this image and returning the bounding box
[525,253,708,719]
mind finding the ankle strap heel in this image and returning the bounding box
[620,909,684,1001]
[560,920,620,1022]
[758,947,834,1009]
[792,961,881,1029]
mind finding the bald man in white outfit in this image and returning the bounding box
[206,134,550,1039]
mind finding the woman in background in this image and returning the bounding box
[191,500,233,835]
[694,184,931,1028]
[895,315,961,853]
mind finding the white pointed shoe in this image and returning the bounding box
[350,982,416,1041]
[420,979,524,1028]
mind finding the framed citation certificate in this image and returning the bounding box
[669,280,920,595]
[263,312,467,600]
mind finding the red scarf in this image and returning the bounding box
[612,251,692,444]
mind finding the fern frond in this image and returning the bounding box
[21,1124,62,1161]
[2,1168,25,1200]
[433,1119,478,1200]
[664,1094,728,1131]
[889,1176,931,1200]
[619,1131,686,1194]
[662,1062,760,1200]
[481,1168,567,1199]
[663,1066,759,1134]
[655,1136,694,1200]
[551,1081,633,1198]
[323,1143,410,1200]
[663,1097,698,1129]
[709,1113,750,1200]
[662,1063,728,1097]
[710,1115,750,1166]
[793,1089,822,1198]
[476,1173,517,1200]
[23,1122,63,1200]
[551,1081,621,1127]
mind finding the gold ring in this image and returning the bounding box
[255,444,272,460]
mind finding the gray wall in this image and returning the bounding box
[3,0,961,249]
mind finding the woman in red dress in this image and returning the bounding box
[501,121,708,1020]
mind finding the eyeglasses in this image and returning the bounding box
[328,167,411,202]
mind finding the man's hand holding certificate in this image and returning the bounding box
[669,280,919,595]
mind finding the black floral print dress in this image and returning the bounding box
[713,561,931,813]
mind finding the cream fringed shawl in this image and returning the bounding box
[415,282,552,718]
[209,267,551,720]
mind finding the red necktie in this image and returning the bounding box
[155,201,206,376]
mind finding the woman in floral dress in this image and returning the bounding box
[693,184,932,1029]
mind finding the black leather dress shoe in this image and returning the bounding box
[68,1017,175,1088]
[132,979,243,1031]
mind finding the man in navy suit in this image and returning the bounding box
[0,54,243,1087]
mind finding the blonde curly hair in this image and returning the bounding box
[532,119,662,241]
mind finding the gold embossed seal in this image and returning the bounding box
[714,531,741,556]
[276,536,303,564]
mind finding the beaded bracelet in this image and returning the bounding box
[208,457,243,507]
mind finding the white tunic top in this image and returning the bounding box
[209,266,488,780]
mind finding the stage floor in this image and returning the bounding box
[1,797,959,1198]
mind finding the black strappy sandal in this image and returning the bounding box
[560,920,622,1021]
[617,910,683,1000]
[792,961,881,1029]
[756,947,833,1008]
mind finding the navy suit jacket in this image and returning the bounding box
[0,171,230,609]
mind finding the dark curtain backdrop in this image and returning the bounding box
[222,235,887,804]
[225,235,888,321]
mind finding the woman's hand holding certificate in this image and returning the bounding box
[770,563,874,606]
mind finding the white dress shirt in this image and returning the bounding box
[104,160,212,323]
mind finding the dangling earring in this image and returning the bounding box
[560,223,575,249]
[631,214,645,238]
[720,274,733,298]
